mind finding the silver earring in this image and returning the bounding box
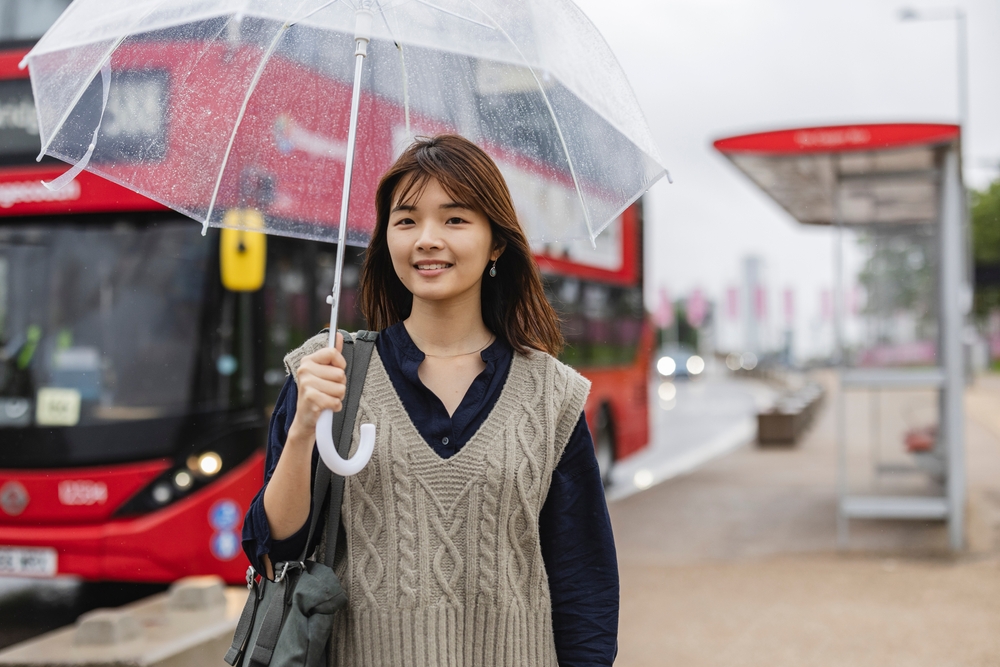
[489,259,497,277]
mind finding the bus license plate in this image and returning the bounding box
[0,547,58,578]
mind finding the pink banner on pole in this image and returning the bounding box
[849,286,862,316]
[655,287,673,328]
[754,286,767,320]
[687,288,706,328]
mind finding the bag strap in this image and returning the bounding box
[323,330,376,567]
[223,571,262,666]
[299,330,377,564]
[246,576,288,667]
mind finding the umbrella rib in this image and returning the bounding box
[203,20,298,235]
[372,0,411,138]
[204,0,344,234]
[461,0,597,245]
[292,0,343,26]
[30,0,172,163]
[411,0,496,30]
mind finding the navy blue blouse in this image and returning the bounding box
[242,323,618,666]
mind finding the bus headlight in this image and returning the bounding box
[151,482,173,505]
[656,356,676,376]
[197,452,223,476]
[173,470,194,490]
[686,355,705,375]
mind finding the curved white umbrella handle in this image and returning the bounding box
[316,413,375,476]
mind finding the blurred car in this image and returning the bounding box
[655,344,705,379]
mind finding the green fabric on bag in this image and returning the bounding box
[270,561,348,667]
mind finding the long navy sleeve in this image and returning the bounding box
[539,415,619,666]
[241,376,318,572]
[241,324,619,665]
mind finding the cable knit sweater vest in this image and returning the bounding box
[292,333,590,667]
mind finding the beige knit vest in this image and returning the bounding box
[298,336,589,667]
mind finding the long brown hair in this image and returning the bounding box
[360,134,564,356]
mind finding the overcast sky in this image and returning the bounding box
[574,0,999,354]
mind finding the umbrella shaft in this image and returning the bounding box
[328,39,368,348]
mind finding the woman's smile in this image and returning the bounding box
[413,260,454,276]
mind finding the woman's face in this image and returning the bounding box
[387,176,497,307]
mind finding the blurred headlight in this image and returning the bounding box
[657,382,677,401]
[151,482,172,505]
[173,470,194,490]
[686,355,705,375]
[656,356,676,376]
[197,452,223,476]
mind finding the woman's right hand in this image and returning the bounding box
[288,332,347,441]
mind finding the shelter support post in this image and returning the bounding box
[940,147,966,551]
[834,182,849,549]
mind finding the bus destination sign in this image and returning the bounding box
[0,71,169,165]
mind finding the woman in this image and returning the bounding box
[242,135,618,666]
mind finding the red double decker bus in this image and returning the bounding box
[0,5,649,585]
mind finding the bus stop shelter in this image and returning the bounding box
[714,123,967,550]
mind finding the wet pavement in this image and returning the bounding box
[610,369,1000,666]
[0,579,166,650]
[608,364,773,500]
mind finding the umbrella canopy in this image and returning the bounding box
[23,0,668,476]
[22,0,666,247]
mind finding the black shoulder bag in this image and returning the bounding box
[225,330,378,667]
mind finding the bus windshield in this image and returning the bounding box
[0,218,252,433]
[0,0,70,44]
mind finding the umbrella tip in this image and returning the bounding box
[665,170,673,185]
[17,56,27,70]
[201,221,209,236]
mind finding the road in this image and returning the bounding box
[608,362,774,501]
[0,363,769,651]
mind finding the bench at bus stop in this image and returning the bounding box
[757,383,824,446]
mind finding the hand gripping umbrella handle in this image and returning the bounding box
[316,414,375,476]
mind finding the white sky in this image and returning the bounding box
[574,0,1000,355]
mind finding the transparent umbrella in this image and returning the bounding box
[21,0,668,474]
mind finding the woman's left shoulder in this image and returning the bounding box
[518,349,591,393]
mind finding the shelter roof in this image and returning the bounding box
[713,123,960,226]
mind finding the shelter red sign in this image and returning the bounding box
[713,123,959,155]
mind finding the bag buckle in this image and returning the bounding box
[245,565,256,590]
[274,561,303,583]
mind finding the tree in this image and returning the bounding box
[971,181,1000,316]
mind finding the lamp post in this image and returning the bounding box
[899,6,969,552]
[899,7,968,131]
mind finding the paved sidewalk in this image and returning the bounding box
[609,371,1000,666]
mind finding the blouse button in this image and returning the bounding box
[442,437,450,445]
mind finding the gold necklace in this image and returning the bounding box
[413,333,495,359]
